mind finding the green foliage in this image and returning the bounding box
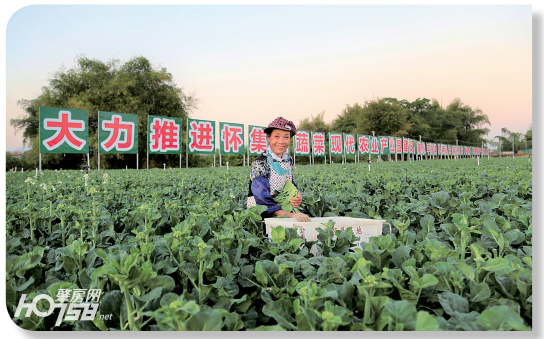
[359,98,410,136]
[303,97,490,147]
[298,111,330,133]
[6,152,22,171]
[496,127,530,154]
[5,158,532,330]
[272,181,301,214]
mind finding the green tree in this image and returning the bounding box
[6,153,22,171]
[390,97,434,139]
[11,55,197,170]
[298,111,330,133]
[358,98,410,136]
[496,127,526,154]
[509,132,524,153]
[444,98,490,145]
[331,103,364,133]
[297,96,490,154]
[525,124,532,149]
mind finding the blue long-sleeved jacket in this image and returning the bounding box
[248,154,298,218]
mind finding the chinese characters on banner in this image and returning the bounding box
[99,111,138,153]
[312,132,326,157]
[357,135,370,155]
[329,133,343,155]
[39,107,89,154]
[428,143,433,156]
[370,136,380,155]
[187,119,215,154]
[38,107,491,165]
[408,139,413,155]
[248,125,267,156]
[294,130,311,156]
[220,122,245,154]
[379,136,389,155]
[148,115,182,154]
[389,137,396,154]
[344,134,356,155]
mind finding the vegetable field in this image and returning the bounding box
[5,158,532,331]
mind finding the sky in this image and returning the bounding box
[3,4,535,152]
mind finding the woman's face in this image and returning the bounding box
[268,129,291,157]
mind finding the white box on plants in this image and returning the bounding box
[263,217,391,256]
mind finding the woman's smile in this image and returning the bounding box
[268,129,291,157]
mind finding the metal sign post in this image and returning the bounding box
[83,165,89,186]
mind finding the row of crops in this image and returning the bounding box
[5,158,532,331]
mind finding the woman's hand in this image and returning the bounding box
[289,212,311,222]
[289,192,303,208]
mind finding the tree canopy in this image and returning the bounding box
[495,126,531,154]
[298,111,330,133]
[301,97,491,147]
[11,55,197,169]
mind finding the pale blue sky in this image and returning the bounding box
[4,4,535,151]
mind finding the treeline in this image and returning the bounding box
[490,127,532,154]
[299,97,491,146]
[288,97,492,165]
[6,152,34,172]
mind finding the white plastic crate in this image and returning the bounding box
[263,217,391,256]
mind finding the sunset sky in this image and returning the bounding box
[3,4,535,152]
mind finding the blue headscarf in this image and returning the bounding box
[263,145,290,176]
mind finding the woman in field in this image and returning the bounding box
[247,117,311,222]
